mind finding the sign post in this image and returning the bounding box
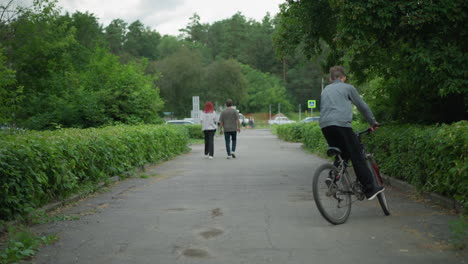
[307,100,316,117]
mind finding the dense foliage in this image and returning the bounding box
[183,124,204,139]
[179,12,323,114]
[1,0,465,220]
[274,0,467,124]
[275,122,306,142]
[241,64,293,113]
[1,0,327,125]
[0,1,164,129]
[276,121,468,211]
[2,0,466,125]
[0,124,189,220]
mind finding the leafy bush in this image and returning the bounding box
[301,122,329,156]
[184,124,204,139]
[276,123,306,142]
[364,121,467,210]
[276,121,468,210]
[0,125,189,220]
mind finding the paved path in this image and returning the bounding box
[30,129,466,264]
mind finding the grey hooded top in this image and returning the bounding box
[319,80,376,128]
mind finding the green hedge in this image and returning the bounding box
[364,121,467,209]
[276,123,307,142]
[0,125,189,220]
[185,124,204,139]
[276,122,329,154]
[165,124,204,139]
[276,121,468,210]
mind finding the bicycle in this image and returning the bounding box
[312,127,390,225]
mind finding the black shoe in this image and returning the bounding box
[231,153,236,159]
[365,186,385,200]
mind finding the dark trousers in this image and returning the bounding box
[224,131,237,155]
[321,126,375,191]
[204,129,216,156]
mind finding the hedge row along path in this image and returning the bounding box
[29,129,465,263]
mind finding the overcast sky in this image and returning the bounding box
[27,0,285,36]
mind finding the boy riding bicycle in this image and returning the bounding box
[319,66,384,200]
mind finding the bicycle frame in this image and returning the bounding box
[313,126,390,225]
[330,128,380,201]
[330,154,365,202]
[356,128,385,186]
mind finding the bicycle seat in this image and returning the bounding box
[327,147,342,157]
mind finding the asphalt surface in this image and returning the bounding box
[29,129,466,264]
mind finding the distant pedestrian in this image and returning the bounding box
[248,118,254,128]
[219,99,241,159]
[201,101,217,159]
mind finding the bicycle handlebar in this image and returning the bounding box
[356,124,381,137]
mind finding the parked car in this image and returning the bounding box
[268,116,295,125]
[238,113,249,126]
[183,117,201,124]
[0,124,26,134]
[301,116,320,123]
[166,120,194,125]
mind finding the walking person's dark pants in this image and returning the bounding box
[224,131,237,156]
[321,126,375,191]
[204,129,216,156]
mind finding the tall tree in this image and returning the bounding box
[124,20,144,57]
[219,12,248,59]
[239,13,280,74]
[157,35,184,59]
[180,13,208,43]
[0,0,165,129]
[203,59,247,108]
[138,27,161,60]
[274,0,467,123]
[82,49,164,125]
[156,47,204,117]
[105,18,127,55]
[60,11,105,70]
[0,46,22,125]
[240,64,293,113]
[68,11,104,49]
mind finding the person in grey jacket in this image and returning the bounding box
[219,99,241,159]
[319,66,383,200]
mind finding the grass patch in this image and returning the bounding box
[449,216,468,250]
[252,124,271,129]
[0,225,58,264]
[189,138,204,145]
[27,210,80,225]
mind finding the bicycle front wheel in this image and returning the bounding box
[312,163,352,225]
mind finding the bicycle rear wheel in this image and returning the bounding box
[312,163,352,225]
[367,157,390,215]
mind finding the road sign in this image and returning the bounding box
[307,100,316,109]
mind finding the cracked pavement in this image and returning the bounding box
[28,129,466,264]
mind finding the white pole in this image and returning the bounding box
[269,104,271,120]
